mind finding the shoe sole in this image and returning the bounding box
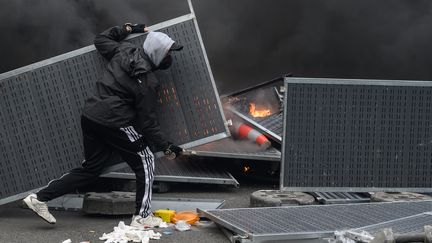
[23,197,56,224]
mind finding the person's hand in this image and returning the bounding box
[164,144,184,160]
[124,23,148,33]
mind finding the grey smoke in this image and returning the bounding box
[1,0,432,94]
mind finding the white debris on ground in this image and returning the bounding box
[174,220,191,232]
[328,230,374,243]
[99,221,162,243]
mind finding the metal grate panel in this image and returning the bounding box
[312,192,370,204]
[0,15,228,203]
[190,137,281,161]
[281,78,432,192]
[354,213,432,235]
[102,157,239,186]
[199,201,432,241]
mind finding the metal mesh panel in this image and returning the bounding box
[201,201,432,239]
[355,213,432,235]
[282,78,432,192]
[155,157,238,185]
[0,16,228,201]
[102,157,239,186]
[311,192,370,204]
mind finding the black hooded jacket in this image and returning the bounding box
[82,26,169,151]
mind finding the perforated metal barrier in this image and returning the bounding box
[281,78,432,192]
[355,213,432,235]
[190,137,281,161]
[199,200,432,242]
[0,14,229,203]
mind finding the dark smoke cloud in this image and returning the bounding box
[1,0,432,94]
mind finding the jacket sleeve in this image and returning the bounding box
[135,79,170,152]
[94,26,130,60]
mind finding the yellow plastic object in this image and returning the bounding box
[154,209,176,223]
[172,211,199,225]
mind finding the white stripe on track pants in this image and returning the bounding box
[37,116,155,217]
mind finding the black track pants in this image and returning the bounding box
[37,116,155,217]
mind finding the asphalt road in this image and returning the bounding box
[0,175,278,243]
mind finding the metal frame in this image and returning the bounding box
[199,200,432,242]
[46,195,225,212]
[190,148,281,162]
[101,172,240,187]
[0,3,231,204]
[311,192,370,204]
[0,10,230,146]
[187,0,230,138]
[280,77,432,192]
[353,212,432,234]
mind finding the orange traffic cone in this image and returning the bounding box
[234,122,271,149]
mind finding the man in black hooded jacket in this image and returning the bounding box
[23,24,183,228]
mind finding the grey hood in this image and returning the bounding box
[143,31,174,67]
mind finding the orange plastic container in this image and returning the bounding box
[172,211,199,225]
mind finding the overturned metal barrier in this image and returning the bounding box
[102,157,239,187]
[0,5,229,204]
[199,201,432,242]
[190,137,281,162]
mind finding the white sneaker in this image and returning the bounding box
[130,214,162,228]
[23,194,56,224]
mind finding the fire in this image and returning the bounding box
[243,165,251,173]
[249,103,271,118]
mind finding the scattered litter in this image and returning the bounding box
[99,221,162,243]
[62,240,72,243]
[159,222,169,228]
[328,230,373,243]
[80,241,91,243]
[172,211,199,225]
[154,209,176,222]
[174,220,191,232]
[194,220,214,228]
[89,230,96,233]
[162,230,173,235]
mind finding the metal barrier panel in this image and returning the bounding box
[281,78,432,192]
[0,15,229,202]
[199,200,432,242]
[199,201,432,242]
[354,213,432,235]
[190,137,281,161]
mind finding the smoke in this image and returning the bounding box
[1,0,432,94]
[0,0,186,73]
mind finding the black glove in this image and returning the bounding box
[124,23,146,33]
[164,144,183,160]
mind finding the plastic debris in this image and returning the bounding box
[159,222,169,228]
[174,220,191,232]
[99,221,162,243]
[62,240,72,243]
[162,230,173,235]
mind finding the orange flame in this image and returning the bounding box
[249,103,271,118]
